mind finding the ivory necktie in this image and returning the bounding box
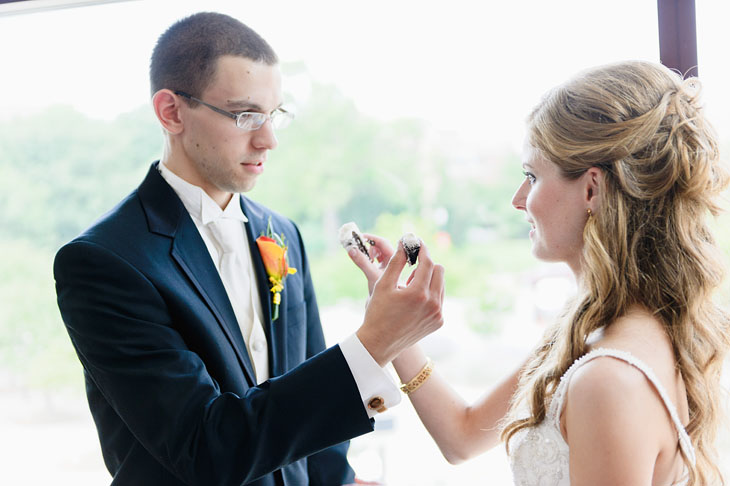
[206,216,270,383]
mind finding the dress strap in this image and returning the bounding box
[548,347,696,465]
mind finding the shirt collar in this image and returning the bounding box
[158,161,248,225]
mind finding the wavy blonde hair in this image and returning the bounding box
[501,61,730,485]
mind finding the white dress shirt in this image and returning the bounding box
[158,162,400,417]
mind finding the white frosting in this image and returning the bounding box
[401,232,420,264]
[401,232,419,248]
[338,222,362,248]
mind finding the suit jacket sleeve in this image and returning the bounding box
[289,223,357,485]
[54,238,372,486]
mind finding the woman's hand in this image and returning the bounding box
[346,233,395,295]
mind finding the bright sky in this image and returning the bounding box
[1,0,728,152]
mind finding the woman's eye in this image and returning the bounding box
[522,171,536,185]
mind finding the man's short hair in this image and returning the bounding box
[149,12,278,98]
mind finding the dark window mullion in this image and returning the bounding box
[657,0,698,77]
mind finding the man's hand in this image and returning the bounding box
[355,240,444,367]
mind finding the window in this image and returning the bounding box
[1,1,727,484]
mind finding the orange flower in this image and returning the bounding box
[256,236,291,279]
[256,233,297,320]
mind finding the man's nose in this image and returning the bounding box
[251,119,278,151]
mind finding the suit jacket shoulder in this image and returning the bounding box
[53,163,370,486]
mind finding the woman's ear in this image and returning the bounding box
[584,166,603,208]
[152,89,184,135]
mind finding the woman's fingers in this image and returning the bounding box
[363,233,394,265]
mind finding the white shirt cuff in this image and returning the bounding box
[339,333,401,418]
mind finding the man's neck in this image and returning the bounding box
[160,157,233,209]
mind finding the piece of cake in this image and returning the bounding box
[338,222,371,260]
[401,232,421,265]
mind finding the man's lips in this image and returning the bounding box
[241,160,265,174]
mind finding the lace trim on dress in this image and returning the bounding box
[509,347,696,486]
[547,347,696,466]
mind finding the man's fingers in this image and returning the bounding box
[378,240,408,287]
[405,267,417,286]
[408,241,435,290]
[430,264,445,302]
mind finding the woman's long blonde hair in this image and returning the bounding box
[501,61,730,485]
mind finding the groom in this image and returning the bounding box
[53,12,445,486]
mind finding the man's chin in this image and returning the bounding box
[225,179,258,194]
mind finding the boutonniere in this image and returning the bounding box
[256,217,297,321]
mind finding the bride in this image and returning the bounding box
[347,60,729,485]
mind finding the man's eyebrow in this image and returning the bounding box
[226,99,284,112]
[226,99,261,111]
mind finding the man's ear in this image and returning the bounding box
[152,89,184,135]
[584,166,603,208]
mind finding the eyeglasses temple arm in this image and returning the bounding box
[173,90,237,121]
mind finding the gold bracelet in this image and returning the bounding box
[399,357,434,395]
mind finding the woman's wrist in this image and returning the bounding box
[399,357,434,395]
[392,345,428,380]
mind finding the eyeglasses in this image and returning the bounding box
[174,90,294,131]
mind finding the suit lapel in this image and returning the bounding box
[240,196,287,376]
[138,163,257,386]
[170,225,258,385]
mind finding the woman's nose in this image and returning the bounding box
[511,180,528,211]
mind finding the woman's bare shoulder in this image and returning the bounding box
[589,306,677,376]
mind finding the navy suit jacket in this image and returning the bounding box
[54,163,374,485]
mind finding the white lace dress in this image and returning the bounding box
[508,348,696,486]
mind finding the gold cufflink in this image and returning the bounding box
[367,396,387,413]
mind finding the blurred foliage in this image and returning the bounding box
[3,79,728,391]
[0,238,82,389]
[0,106,158,246]
[0,81,528,389]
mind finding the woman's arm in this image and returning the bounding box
[564,357,671,485]
[393,345,522,463]
[347,233,524,463]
